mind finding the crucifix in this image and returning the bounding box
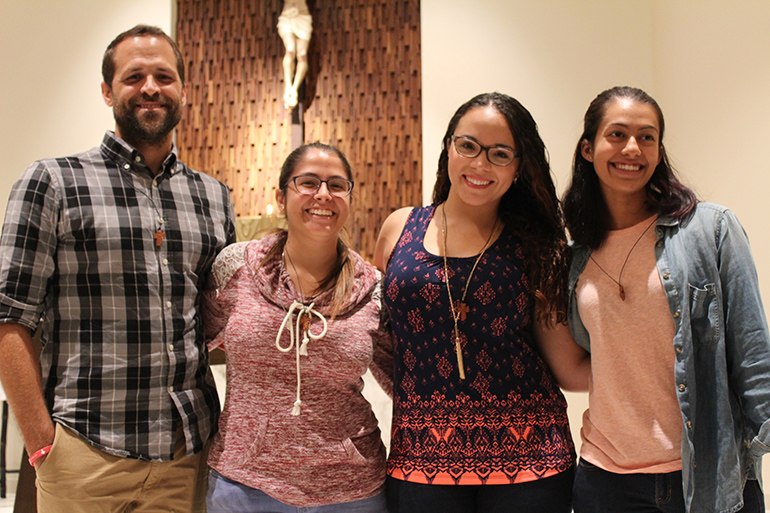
[278,0,312,110]
[278,0,312,149]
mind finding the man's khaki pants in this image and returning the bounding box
[35,423,209,513]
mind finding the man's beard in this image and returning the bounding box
[114,94,182,148]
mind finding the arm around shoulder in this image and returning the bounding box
[202,241,251,350]
[373,207,413,272]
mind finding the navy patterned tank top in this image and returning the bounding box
[384,205,575,485]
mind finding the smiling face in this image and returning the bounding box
[582,97,662,205]
[101,35,186,149]
[276,148,351,242]
[446,106,518,209]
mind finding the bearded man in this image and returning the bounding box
[0,25,235,513]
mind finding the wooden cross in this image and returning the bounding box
[291,95,305,150]
[154,229,165,247]
[456,302,470,322]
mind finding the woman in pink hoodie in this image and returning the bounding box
[203,142,392,513]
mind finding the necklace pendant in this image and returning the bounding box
[154,229,165,246]
[455,336,466,380]
[300,316,310,332]
[619,284,626,301]
[457,302,470,321]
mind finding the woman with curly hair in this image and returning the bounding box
[374,92,587,513]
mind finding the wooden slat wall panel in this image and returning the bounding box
[176,0,422,261]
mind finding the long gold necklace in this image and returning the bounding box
[589,216,657,301]
[441,203,499,380]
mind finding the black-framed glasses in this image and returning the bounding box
[289,174,354,197]
[449,135,520,167]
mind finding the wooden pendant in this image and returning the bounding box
[300,316,310,332]
[457,302,470,321]
[154,229,165,246]
[619,284,626,301]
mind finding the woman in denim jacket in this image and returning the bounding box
[562,86,770,513]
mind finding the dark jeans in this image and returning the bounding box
[573,459,765,513]
[385,467,574,513]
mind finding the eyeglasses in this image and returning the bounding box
[289,174,354,197]
[449,135,520,167]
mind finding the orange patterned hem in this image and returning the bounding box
[388,466,562,486]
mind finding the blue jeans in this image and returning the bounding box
[385,467,574,513]
[207,470,389,513]
[573,459,765,513]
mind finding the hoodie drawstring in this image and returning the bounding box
[275,300,328,415]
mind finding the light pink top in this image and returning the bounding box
[576,215,682,473]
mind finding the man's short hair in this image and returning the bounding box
[102,25,185,87]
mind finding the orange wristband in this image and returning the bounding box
[28,445,53,466]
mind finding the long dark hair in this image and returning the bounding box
[563,86,697,249]
[435,92,569,324]
[265,142,356,318]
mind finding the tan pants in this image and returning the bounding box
[35,423,209,513]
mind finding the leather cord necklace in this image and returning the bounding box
[117,160,167,247]
[589,216,657,301]
[440,203,499,380]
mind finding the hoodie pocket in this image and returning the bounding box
[343,427,385,466]
[342,437,370,466]
[238,416,269,466]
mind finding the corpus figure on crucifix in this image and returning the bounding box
[277,0,312,109]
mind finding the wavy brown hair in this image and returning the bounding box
[434,92,569,324]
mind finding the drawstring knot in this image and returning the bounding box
[276,300,328,415]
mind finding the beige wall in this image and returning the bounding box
[422,0,770,503]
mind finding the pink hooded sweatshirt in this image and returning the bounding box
[202,234,392,507]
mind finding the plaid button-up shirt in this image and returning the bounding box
[0,132,236,461]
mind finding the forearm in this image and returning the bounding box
[534,319,591,392]
[559,352,591,392]
[0,322,55,453]
[369,329,394,399]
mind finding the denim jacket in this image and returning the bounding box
[568,203,770,513]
